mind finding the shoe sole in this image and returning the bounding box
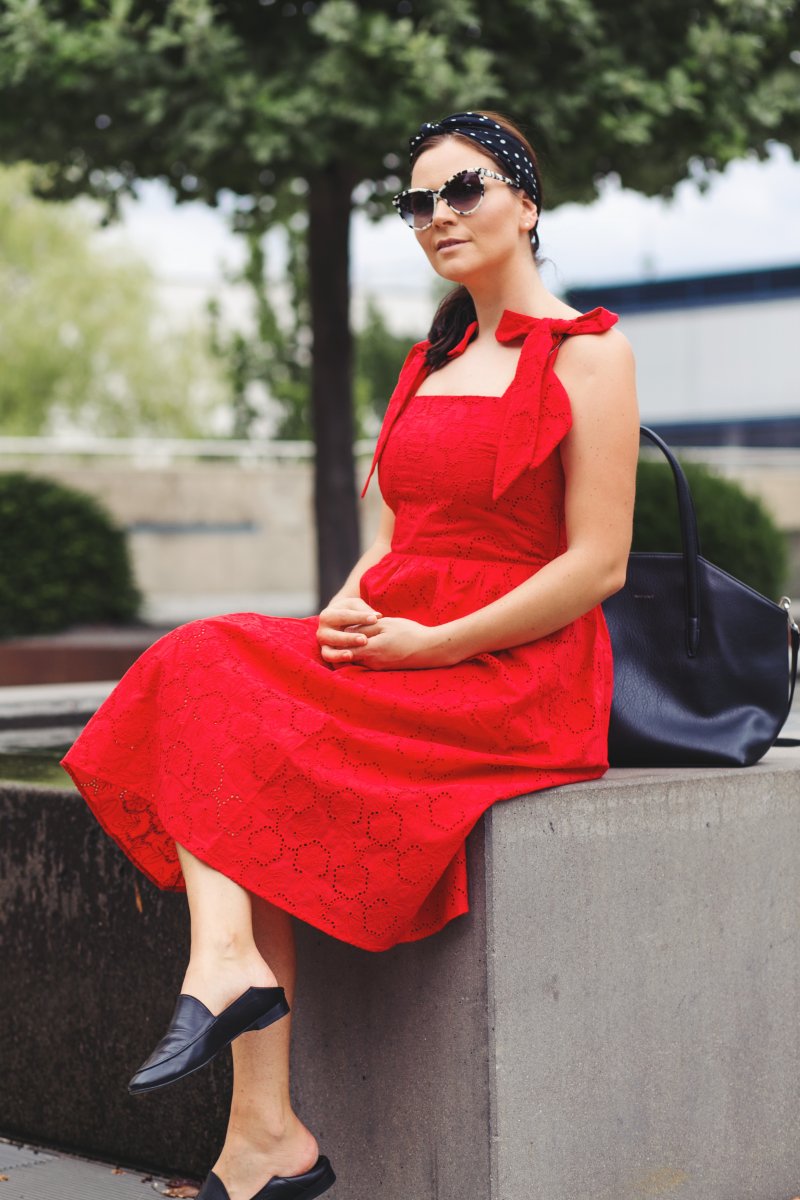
[128,997,290,1095]
[294,1164,336,1200]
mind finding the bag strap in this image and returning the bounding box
[638,426,701,657]
[775,603,800,746]
[640,428,800,741]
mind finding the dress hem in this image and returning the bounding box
[61,755,470,953]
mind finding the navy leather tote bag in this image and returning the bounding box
[602,427,799,767]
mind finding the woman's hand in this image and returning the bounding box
[317,596,383,665]
[318,600,445,669]
[347,616,446,670]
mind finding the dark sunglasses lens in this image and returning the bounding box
[398,191,434,228]
[443,170,483,213]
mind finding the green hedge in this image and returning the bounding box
[633,457,788,600]
[0,472,141,637]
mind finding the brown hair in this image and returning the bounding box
[410,111,543,372]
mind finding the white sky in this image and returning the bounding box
[98,141,800,337]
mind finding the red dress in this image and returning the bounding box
[62,306,618,952]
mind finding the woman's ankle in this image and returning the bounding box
[180,947,278,1013]
[215,1117,319,1186]
[225,1120,289,1153]
[190,928,262,965]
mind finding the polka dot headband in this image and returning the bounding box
[409,112,540,209]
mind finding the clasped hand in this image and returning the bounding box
[316,596,445,669]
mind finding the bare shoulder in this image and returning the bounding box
[557,326,639,445]
[556,326,635,382]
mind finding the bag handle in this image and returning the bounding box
[776,599,800,746]
[638,426,701,657]
[640,428,800,729]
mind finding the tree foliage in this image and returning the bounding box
[208,229,417,440]
[1,0,798,598]
[0,163,226,436]
[2,0,797,214]
[208,222,313,440]
[354,299,416,428]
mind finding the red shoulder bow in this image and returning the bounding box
[360,306,618,501]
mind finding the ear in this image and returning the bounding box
[519,194,538,233]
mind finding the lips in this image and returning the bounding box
[436,238,466,251]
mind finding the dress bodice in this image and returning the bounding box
[358,307,619,625]
[360,306,618,508]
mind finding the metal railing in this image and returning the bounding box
[0,436,381,463]
[1,436,800,470]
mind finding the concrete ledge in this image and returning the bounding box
[1,750,799,1198]
[0,681,116,732]
[485,751,800,1199]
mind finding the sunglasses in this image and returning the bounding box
[393,167,518,231]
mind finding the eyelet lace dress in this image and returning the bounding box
[62,306,619,952]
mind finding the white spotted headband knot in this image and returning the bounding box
[409,112,540,210]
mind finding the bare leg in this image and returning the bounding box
[211,899,318,1199]
[176,842,276,1013]
[176,845,317,1199]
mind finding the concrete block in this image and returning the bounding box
[1,750,799,1198]
[0,782,228,1175]
[484,751,800,1200]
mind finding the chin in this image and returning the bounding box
[430,248,506,289]
[430,254,477,285]
[433,264,468,284]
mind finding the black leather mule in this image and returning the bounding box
[128,986,289,1094]
[196,1156,336,1200]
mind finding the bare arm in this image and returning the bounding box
[349,328,639,670]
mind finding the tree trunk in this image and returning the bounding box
[308,164,360,608]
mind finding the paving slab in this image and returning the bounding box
[0,1139,198,1199]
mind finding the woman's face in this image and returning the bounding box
[408,137,537,285]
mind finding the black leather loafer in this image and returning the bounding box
[128,986,289,1095]
[196,1155,336,1200]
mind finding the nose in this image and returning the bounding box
[431,193,454,223]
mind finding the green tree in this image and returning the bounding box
[0,162,225,437]
[1,0,798,600]
[354,298,416,428]
[209,232,417,440]
[208,220,312,441]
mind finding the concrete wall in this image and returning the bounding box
[1,450,798,608]
[2,750,799,1198]
[0,453,382,613]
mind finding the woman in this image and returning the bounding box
[62,110,639,1200]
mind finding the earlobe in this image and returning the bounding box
[520,200,538,232]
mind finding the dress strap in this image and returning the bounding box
[360,323,484,497]
[492,307,619,500]
[360,341,429,499]
[360,307,619,501]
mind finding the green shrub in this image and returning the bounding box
[633,457,788,600]
[0,472,141,636]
